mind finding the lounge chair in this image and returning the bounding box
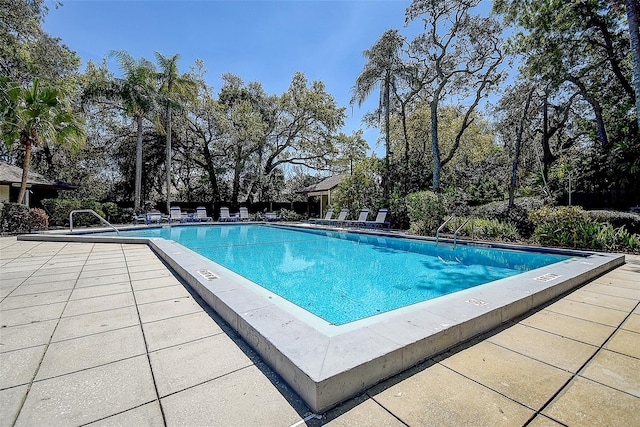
[219,207,239,222]
[239,207,250,221]
[196,206,212,222]
[309,208,333,225]
[264,212,280,222]
[169,206,183,223]
[355,208,390,230]
[326,208,349,227]
[344,209,370,228]
[145,211,164,224]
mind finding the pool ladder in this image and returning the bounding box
[69,209,120,235]
[436,216,473,249]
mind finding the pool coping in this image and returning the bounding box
[17,224,625,413]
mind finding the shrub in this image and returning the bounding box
[388,193,409,230]
[1,202,30,234]
[29,208,49,230]
[101,202,119,222]
[474,197,545,238]
[444,216,519,242]
[279,208,303,221]
[42,198,81,226]
[587,210,640,234]
[406,191,448,236]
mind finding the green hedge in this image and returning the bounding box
[473,197,545,238]
[406,191,448,236]
[41,198,128,227]
[529,206,640,252]
[587,210,640,234]
[0,203,50,234]
[443,216,519,242]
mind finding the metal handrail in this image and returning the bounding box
[69,209,119,234]
[435,216,454,246]
[453,217,472,249]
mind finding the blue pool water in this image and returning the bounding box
[112,225,570,325]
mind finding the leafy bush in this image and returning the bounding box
[279,208,303,221]
[444,216,519,242]
[29,208,49,230]
[1,202,30,234]
[42,198,81,226]
[406,191,448,236]
[101,202,119,222]
[587,210,640,234]
[474,197,545,238]
[388,193,409,230]
[467,175,503,205]
[529,205,640,252]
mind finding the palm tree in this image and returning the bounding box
[88,51,157,211]
[351,30,405,201]
[154,52,195,212]
[1,78,85,204]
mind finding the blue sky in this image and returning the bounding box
[43,0,420,152]
[43,0,496,153]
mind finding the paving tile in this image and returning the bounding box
[134,284,191,305]
[85,401,164,426]
[565,289,638,312]
[15,356,157,427]
[79,266,129,279]
[544,299,629,327]
[542,376,640,426]
[8,281,75,297]
[593,275,639,290]
[0,319,57,353]
[440,341,571,410]
[137,296,202,323]
[80,261,127,273]
[0,302,66,327]
[20,271,81,285]
[0,345,46,388]
[129,269,174,282]
[130,276,182,291]
[62,292,135,317]
[314,395,405,427]
[604,329,640,358]
[69,282,132,300]
[36,326,146,380]
[0,290,71,310]
[519,309,615,347]
[582,282,640,300]
[150,334,253,397]
[161,364,304,427]
[0,385,28,427]
[31,266,83,278]
[370,363,533,426]
[487,324,598,373]
[52,306,140,341]
[621,313,640,333]
[75,273,131,287]
[527,415,565,427]
[142,311,224,352]
[580,349,640,397]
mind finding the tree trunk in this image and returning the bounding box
[430,99,441,192]
[165,105,172,212]
[201,143,220,210]
[383,72,391,201]
[134,114,143,211]
[509,88,534,212]
[626,0,640,131]
[17,141,32,205]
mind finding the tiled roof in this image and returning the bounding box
[302,174,345,193]
[0,161,77,189]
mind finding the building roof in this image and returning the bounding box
[0,161,77,190]
[300,174,345,196]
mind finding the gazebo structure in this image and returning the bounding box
[300,174,345,218]
[0,161,77,207]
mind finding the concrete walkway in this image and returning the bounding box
[0,236,638,426]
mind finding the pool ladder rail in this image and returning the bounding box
[69,209,120,235]
[436,216,473,249]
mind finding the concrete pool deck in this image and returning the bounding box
[0,235,638,426]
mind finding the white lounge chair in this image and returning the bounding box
[356,208,390,230]
[239,207,250,221]
[219,207,239,222]
[344,209,370,228]
[264,212,280,222]
[326,208,349,227]
[169,206,183,223]
[196,206,212,222]
[309,208,333,225]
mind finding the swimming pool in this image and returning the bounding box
[22,223,624,412]
[111,224,569,325]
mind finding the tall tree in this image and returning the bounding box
[351,30,406,201]
[155,52,195,212]
[85,51,157,210]
[1,78,85,203]
[407,0,505,192]
[626,0,640,130]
